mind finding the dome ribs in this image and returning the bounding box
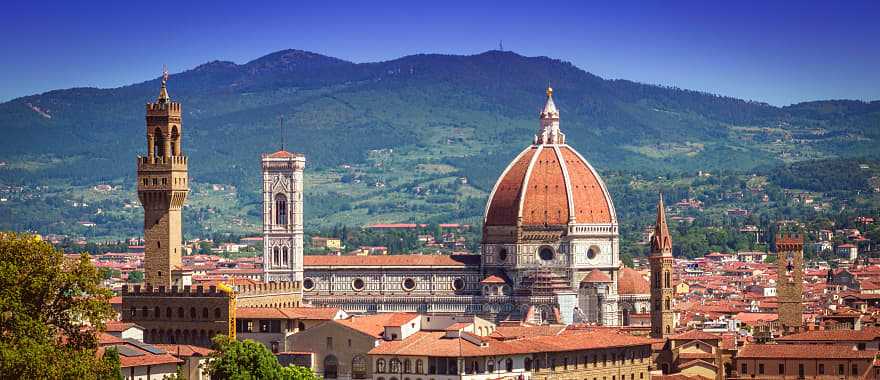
[521,147,569,225]
[485,147,537,226]
[559,146,613,224]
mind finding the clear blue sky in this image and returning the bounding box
[2,0,878,106]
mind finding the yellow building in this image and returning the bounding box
[311,236,342,250]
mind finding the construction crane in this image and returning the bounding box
[217,280,237,340]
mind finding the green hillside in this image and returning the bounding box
[0,49,878,239]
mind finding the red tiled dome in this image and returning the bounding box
[484,145,615,226]
[618,267,650,295]
[581,269,612,283]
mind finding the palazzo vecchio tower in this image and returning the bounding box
[136,69,188,287]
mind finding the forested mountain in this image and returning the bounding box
[0,49,877,239]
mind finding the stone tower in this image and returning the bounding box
[137,70,188,287]
[775,234,804,333]
[262,150,305,283]
[650,193,674,338]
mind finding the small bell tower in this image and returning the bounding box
[650,193,675,338]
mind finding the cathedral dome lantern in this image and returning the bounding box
[483,87,616,228]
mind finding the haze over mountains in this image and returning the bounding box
[2,49,878,188]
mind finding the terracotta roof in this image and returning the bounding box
[267,150,301,158]
[490,325,566,340]
[369,329,652,357]
[336,313,418,337]
[152,344,213,357]
[105,321,141,333]
[776,328,880,342]
[581,269,612,283]
[737,343,877,359]
[670,330,721,341]
[521,147,570,225]
[98,332,124,345]
[485,147,536,226]
[484,145,615,226]
[304,254,479,267]
[618,267,650,295]
[480,274,507,284]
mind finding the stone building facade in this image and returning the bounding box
[299,88,650,326]
[367,316,654,380]
[262,150,305,283]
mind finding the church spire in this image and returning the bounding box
[534,86,565,145]
[157,66,170,103]
[651,192,673,255]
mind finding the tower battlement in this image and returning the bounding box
[122,284,228,297]
[146,101,182,114]
[775,234,804,252]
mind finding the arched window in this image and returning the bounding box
[275,194,288,225]
[190,307,196,318]
[154,306,160,319]
[153,127,165,157]
[403,359,411,373]
[415,359,424,374]
[505,358,513,372]
[141,306,148,317]
[665,271,671,288]
[352,355,368,379]
[324,355,338,379]
[214,308,222,319]
[376,359,386,373]
[524,358,532,371]
[298,321,306,331]
[202,308,209,319]
[390,359,401,373]
[170,126,180,156]
[273,247,280,267]
[487,359,495,373]
[177,307,184,318]
[166,307,172,318]
[282,247,289,266]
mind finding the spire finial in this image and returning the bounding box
[158,65,170,102]
[279,115,285,151]
[547,81,553,97]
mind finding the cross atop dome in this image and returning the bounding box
[534,86,565,145]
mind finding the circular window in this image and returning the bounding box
[498,248,508,262]
[539,246,555,261]
[352,278,365,291]
[303,278,315,291]
[402,278,416,291]
[452,278,465,291]
[587,247,598,260]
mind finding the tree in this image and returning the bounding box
[128,270,144,283]
[0,232,118,379]
[205,335,320,380]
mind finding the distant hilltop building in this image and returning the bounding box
[295,87,651,326]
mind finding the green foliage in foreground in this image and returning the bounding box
[206,335,321,380]
[0,232,118,379]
